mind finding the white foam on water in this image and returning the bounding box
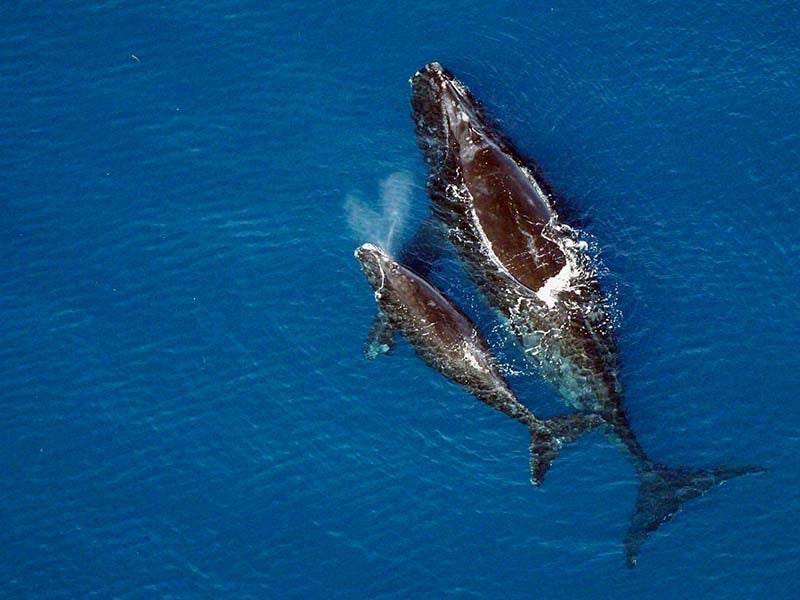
[535,262,574,309]
[345,171,414,253]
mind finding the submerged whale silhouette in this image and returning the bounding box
[363,62,762,566]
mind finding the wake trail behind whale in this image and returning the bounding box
[345,171,414,253]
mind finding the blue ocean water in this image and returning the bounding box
[1,1,798,597]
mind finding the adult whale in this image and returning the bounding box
[355,243,601,484]
[406,62,762,566]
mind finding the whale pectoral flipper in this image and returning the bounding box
[365,310,395,360]
[529,414,605,485]
[624,464,766,567]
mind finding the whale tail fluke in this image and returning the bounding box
[624,463,766,567]
[529,414,605,485]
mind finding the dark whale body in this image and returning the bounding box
[405,62,762,566]
[355,243,601,484]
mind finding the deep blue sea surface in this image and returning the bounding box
[2,1,799,598]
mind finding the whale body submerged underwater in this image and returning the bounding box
[355,62,763,566]
[355,243,603,484]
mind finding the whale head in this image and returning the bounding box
[354,243,393,294]
[410,62,490,167]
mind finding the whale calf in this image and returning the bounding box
[364,217,444,359]
[355,243,601,484]
[405,62,762,566]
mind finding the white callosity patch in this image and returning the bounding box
[374,258,386,300]
[355,243,388,301]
